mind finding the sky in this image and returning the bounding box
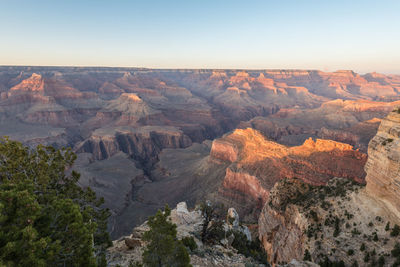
[0,0,399,74]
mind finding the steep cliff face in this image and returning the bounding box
[258,110,400,266]
[75,126,192,169]
[365,109,400,217]
[209,128,367,221]
[259,178,400,266]
[258,179,310,264]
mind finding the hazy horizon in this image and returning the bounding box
[1,64,399,76]
[1,0,399,74]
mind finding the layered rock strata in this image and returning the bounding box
[211,128,367,220]
[365,109,400,218]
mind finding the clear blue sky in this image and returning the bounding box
[0,0,399,73]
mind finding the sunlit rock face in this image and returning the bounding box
[365,109,400,218]
[239,99,400,152]
[210,128,367,220]
[257,110,400,266]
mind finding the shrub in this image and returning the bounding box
[392,242,400,257]
[204,220,225,244]
[198,201,225,243]
[181,236,197,252]
[373,232,379,241]
[347,249,354,256]
[333,217,341,237]
[378,255,385,267]
[142,205,191,267]
[227,230,268,264]
[364,251,370,262]
[303,249,311,261]
[385,222,390,231]
[391,224,400,236]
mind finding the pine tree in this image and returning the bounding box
[0,137,111,266]
[142,205,191,267]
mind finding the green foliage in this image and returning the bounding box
[347,249,354,256]
[391,224,400,236]
[377,255,385,267]
[303,249,311,261]
[364,251,370,262]
[373,232,379,241]
[142,205,191,267]
[360,243,366,251]
[0,137,111,266]
[229,230,268,265]
[392,242,400,258]
[181,236,197,252]
[318,256,345,267]
[333,217,341,237]
[385,222,390,231]
[205,221,225,244]
[198,201,225,244]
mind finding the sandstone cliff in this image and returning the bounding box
[211,128,367,221]
[365,109,400,218]
[258,110,400,266]
[259,178,400,266]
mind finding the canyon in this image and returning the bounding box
[258,110,400,266]
[1,66,400,243]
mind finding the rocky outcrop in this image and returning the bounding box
[258,111,400,265]
[365,109,400,218]
[258,179,311,265]
[211,139,240,162]
[211,128,367,221]
[259,178,400,266]
[107,202,267,267]
[9,73,45,93]
[241,99,399,151]
[75,126,192,167]
[92,93,160,126]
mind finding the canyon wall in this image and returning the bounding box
[210,128,367,220]
[365,109,400,218]
[259,110,400,266]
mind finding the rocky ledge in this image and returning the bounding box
[107,202,266,267]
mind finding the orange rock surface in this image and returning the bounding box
[211,128,367,218]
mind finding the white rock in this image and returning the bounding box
[176,201,189,214]
[227,208,240,228]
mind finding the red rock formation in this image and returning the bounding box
[210,128,367,219]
